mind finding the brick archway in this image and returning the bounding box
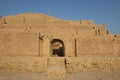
[51,39,65,57]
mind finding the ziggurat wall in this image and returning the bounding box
[0,13,120,78]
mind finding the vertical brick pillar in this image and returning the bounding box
[65,39,74,57]
[43,38,50,57]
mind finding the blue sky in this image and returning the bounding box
[0,0,120,34]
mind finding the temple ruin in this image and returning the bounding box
[0,13,120,78]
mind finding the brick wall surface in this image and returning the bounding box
[66,56,120,72]
[0,57,47,72]
[0,32,39,56]
[77,36,120,56]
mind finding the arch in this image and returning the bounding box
[51,39,65,57]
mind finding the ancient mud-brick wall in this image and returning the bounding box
[114,35,120,55]
[76,35,120,56]
[66,56,120,72]
[0,13,120,73]
[0,32,39,56]
[0,57,47,72]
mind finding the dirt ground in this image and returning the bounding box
[0,71,120,80]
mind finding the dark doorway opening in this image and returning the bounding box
[51,39,65,57]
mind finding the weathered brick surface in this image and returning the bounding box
[47,57,66,78]
[0,32,39,56]
[66,56,120,72]
[77,36,120,56]
[0,13,120,75]
[0,57,47,72]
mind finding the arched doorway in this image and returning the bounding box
[51,39,65,57]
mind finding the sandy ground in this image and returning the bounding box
[0,71,120,80]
